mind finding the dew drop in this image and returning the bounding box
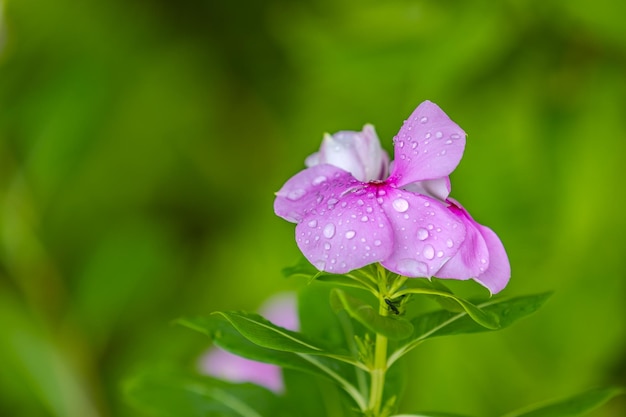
[314,260,326,270]
[411,142,418,149]
[419,116,428,124]
[425,132,431,139]
[392,198,409,213]
[450,133,460,140]
[323,223,336,238]
[397,259,428,276]
[357,199,364,206]
[423,244,435,260]
[398,141,404,148]
[417,228,429,241]
[360,216,369,222]
[327,198,338,206]
[374,239,382,246]
[366,207,373,213]
[308,220,318,228]
[324,242,331,250]
[435,131,443,139]
[345,230,356,239]
[287,189,305,201]
[312,175,327,186]
[445,140,453,145]
[436,250,444,258]
[377,189,386,196]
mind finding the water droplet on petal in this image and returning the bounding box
[435,131,443,139]
[308,220,318,228]
[397,259,428,276]
[392,198,409,213]
[419,116,428,124]
[425,132,431,139]
[314,260,326,270]
[323,223,336,238]
[357,199,365,206]
[450,133,460,139]
[324,242,331,250]
[446,238,454,248]
[411,142,418,149]
[398,141,404,148]
[287,189,306,201]
[423,244,435,260]
[360,216,368,222]
[327,198,338,206]
[436,250,444,258]
[312,176,327,186]
[345,230,356,239]
[417,228,429,240]
[374,239,382,246]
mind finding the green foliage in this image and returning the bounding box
[502,387,625,417]
[125,372,280,417]
[1,0,625,416]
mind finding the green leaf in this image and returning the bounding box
[282,256,319,279]
[283,258,378,294]
[211,311,325,354]
[388,293,551,366]
[391,413,475,417]
[391,412,468,417]
[178,314,368,410]
[502,386,624,417]
[124,371,279,417]
[413,292,552,340]
[399,286,500,330]
[330,289,414,340]
[177,315,338,380]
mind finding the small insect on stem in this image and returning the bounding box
[384,298,400,315]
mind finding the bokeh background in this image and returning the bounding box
[0,0,625,416]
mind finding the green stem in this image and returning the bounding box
[367,265,391,416]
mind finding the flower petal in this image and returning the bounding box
[379,188,466,278]
[274,164,360,223]
[401,177,452,202]
[200,348,284,392]
[305,125,389,182]
[389,101,466,187]
[436,199,510,294]
[295,184,394,274]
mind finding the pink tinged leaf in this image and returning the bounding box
[295,184,394,274]
[378,188,466,278]
[390,100,466,187]
[200,348,284,393]
[436,199,510,294]
[274,164,360,223]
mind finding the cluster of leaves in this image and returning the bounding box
[124,263,623,417]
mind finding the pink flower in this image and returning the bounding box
[274,101,510,293]
[199,293,298,393]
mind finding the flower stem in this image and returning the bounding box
[368,265,391,416]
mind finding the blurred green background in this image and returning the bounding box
[0,0,625,416]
